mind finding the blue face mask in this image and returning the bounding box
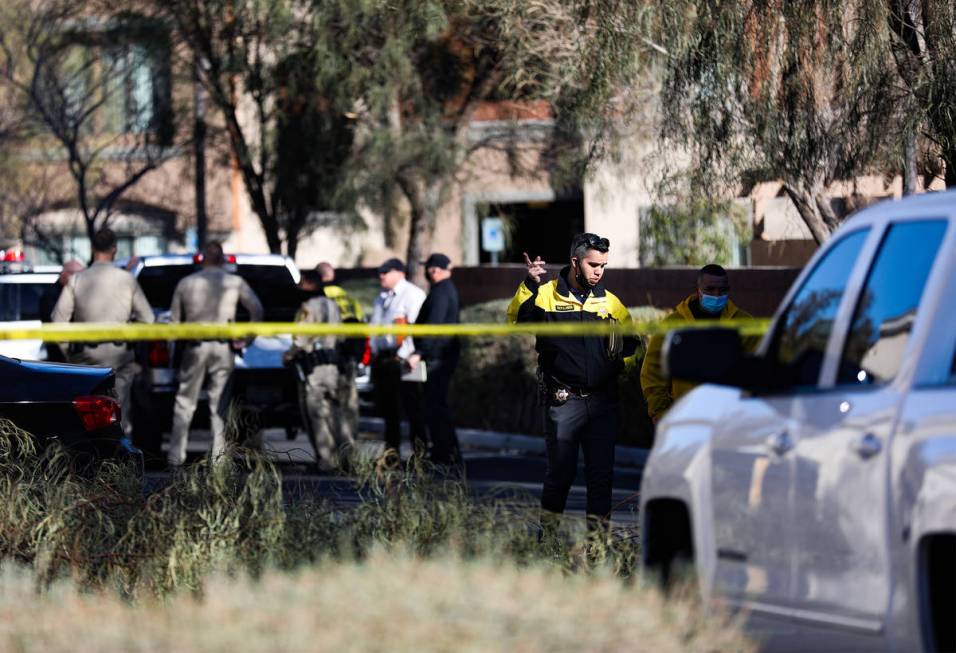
[700,293,728,314]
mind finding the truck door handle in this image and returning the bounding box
[852,433,882,460]
[766,431,793,456]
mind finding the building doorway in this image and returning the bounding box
[477,198,584,265]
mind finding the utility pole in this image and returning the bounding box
[194,60,208,249]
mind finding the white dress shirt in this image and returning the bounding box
[370,277,426,359]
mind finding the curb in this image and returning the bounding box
[359,417,649,469]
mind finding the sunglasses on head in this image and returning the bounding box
[576,234,610,252]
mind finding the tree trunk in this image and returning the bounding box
[782,182,837,245]
[223,112,283,254]
[903,130,918,195]
[284,207,306,261]
[942,146,956,188]
[397,175,443,283]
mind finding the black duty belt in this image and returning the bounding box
[544,374,605,402]
[70,341,130,352]
[306,348,340,367]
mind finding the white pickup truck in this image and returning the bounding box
[640,191,956,652]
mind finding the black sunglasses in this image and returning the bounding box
[574,233,610,252]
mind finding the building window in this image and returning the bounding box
[60,20,173,144]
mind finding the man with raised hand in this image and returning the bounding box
[507,233,637,530]
[640,263,756,424]
[167,242,263,468]
[52,228,153,433]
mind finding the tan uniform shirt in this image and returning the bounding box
[170,267,264,324]
[52,261,154,324]
[293,295,341,352]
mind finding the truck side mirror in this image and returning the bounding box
[662,327,743,386]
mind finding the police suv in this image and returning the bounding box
[0,252,59,360]
[125,253,306,460]
[640,191,956,651]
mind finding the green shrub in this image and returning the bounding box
[0,419,640,595]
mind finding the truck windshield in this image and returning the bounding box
[137,264,302,321]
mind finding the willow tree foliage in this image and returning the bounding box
[885,1,956,187]
[654,1,903,244]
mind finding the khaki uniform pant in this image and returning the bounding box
[68,344,137,435]
[303,364,355,466]
[337,361,359,448]
[169,342,234,466]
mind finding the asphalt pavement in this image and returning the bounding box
[144,424,644,526]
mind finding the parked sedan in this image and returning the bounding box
[641,190,956,651]
[0,354,143,473]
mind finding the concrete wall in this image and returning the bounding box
[340,264,802,317]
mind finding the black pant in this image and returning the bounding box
[541,391,617,520]
[423,359,460,464]
[372,357,427,455]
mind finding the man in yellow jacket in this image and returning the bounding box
[508,233,638,527]
[641,264,757,423]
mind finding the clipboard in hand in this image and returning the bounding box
[401,360,427,383]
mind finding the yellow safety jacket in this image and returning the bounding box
[640,293,757,421]
[323,284,364,322]
[507,267,637,390]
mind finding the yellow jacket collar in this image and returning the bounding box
[554,266,606,304]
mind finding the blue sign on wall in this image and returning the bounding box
[481,217,505,253]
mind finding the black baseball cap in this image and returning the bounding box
[421,253,451,269]
[377,257,406,274]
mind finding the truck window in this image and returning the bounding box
[768,228,870,388]
[837,220,947,386]
[0,282,49,321]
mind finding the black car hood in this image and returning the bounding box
[0,355,114,401]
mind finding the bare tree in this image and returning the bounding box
[153,0,299,255]
[0,0,175,252]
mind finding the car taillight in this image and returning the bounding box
[73,395,121,431]
[361,338,372,366]
[148,340,170,367]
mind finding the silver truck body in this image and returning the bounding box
[640,191,956,651]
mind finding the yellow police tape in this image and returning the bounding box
[0,318,769,342]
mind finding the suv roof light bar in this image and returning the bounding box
[193,253,237,264]
[0,249,25,262]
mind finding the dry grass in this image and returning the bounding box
[0,552,753,653]
[0,418,753,652]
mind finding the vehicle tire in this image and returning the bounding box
[643,499,696,591]
[130,383,164,468]
[920,534,956,652]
